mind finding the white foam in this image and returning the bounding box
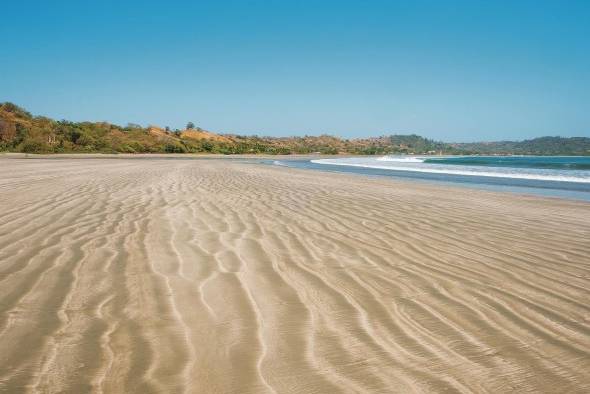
[376,156,425,163]
[310,159,590,183]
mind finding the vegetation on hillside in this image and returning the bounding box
[1,103,588,155]
[452,137,590,156]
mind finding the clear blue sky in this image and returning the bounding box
[1,0,588,141]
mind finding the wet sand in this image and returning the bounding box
[1,157,589,393]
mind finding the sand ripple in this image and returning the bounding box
[0,157,589,393]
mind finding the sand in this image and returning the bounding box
[0,156,589,393]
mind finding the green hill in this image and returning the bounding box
[453,137,590,156]
[1,103,588,155]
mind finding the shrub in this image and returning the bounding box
[119,144,137,153]
[164,142,187,153]
[19,139,50,153]
[76,132,96,146]
[126,142,143,152]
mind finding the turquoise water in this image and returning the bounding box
[424,156,590,170]
[272,156,590,201]
[310,156,590,183]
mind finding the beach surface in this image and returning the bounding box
[1,156,589,393]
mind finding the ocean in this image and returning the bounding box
[272,156,590,201]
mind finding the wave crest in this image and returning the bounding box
[310,158,590,183]
[376,156,425,163]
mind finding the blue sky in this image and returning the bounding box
[1,0,588,141]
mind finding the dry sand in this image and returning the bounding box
[0,157,589,393]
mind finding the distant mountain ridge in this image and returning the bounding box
[1,102,588,155]
[452,137,590,156]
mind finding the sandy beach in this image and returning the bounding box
[1,156,589,393]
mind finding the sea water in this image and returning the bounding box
[272,156,590,201]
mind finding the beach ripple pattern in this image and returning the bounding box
[0,158,589,393]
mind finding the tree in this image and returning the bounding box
[186,122,195,129]
[165,126,170,132]
[0,102,32,118]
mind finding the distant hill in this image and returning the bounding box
[1,103,588,155]
[452,137,590,156]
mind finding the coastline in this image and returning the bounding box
[4,152,590,201]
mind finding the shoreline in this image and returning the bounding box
[2,151,590,157]
[4,153,590,202]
